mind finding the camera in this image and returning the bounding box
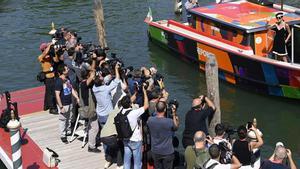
[246,122,253,130]
[166,99,179,118]
[53,44,66,50]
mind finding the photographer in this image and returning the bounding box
[260,142,297,169]
[38,42,59,114]
[120,84,149,169]
[213,123,233,164]
[92,62,121,126]
[78,54,101,153]
[204,144,241,169]
[232,125,263,168]
[182,95,216,149]
[147,100,179,169]
[184,131,210,169]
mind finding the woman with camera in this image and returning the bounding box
[232,124,263,168]
[38,42,59,114]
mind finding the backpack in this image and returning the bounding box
[193,147,210,169]
[202,159,219,169]
[114,109,136,139]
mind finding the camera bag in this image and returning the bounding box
[36,71,46,82]
[43,147,60,168]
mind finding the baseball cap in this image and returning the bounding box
[39,43,48,52]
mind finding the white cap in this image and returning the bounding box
[276,142,284,147]
[247,128,263,139]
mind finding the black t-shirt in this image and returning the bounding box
[232,140,251,165]
[55,78,72,106]
[79,81,96,106]
[260,160,289,169]
[182,107,214,148]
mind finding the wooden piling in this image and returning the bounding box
[93,0,107,48]
[205,53,221,136]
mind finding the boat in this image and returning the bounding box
[145,0,300,99]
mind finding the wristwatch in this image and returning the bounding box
[60,106,63,109]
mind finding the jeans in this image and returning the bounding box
[123,140,142,169]
[152,152,174,169]
[88,115,99,149]
[57,104,72,137]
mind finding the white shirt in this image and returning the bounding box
[122,107,145,142]
[205,159,231,169]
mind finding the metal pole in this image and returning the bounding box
[205,53,221,136]
[7,110,22,169]
[291,26,294,63]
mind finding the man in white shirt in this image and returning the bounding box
[204,144,241,169]
[120,84,149,169]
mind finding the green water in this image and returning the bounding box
[0,0,299,166]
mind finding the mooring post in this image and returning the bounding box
[93,0,107,48]
[7,110,22,169]
[174,0,183,14]
[205,53,221,136]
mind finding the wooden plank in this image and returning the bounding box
[20,111,116,169]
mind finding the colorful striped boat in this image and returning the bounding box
[145,0,300,99]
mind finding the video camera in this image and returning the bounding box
[166,99,179,118]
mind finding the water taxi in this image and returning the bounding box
[145,0,300,99]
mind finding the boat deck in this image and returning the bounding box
[190,0,300,33]
[0,86,114,169]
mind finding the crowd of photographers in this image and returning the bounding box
[37,28,297,169]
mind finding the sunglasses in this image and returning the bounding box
[276,16,283,19]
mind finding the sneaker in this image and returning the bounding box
[116,166,123,169]
[49,108,58,114]
[60,137,68,144]
[88,147,101,153]
[104,161,112,169]
[66,130,72,136]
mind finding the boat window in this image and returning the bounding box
[292,24,300,64]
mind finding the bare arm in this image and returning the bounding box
[204,96,216,111]
[55,91,64,113]
[142,85,149,111]
[86,70,95,86]
[171,105,179,130]
[231,155,242,169]
[286,149,298,169]
[72,88,80,104]
[250,126,264,150]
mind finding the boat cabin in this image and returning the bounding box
[189,0,300,63]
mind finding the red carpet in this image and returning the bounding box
[0,86,57,169]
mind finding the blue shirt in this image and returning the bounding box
[92,78,121,117]
[147,116,175,155]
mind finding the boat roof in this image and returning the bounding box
[189,0,300,33]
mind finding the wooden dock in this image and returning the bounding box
[0,86,117,169]
[21,110,113,169]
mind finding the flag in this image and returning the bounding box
[144,7,153,23]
